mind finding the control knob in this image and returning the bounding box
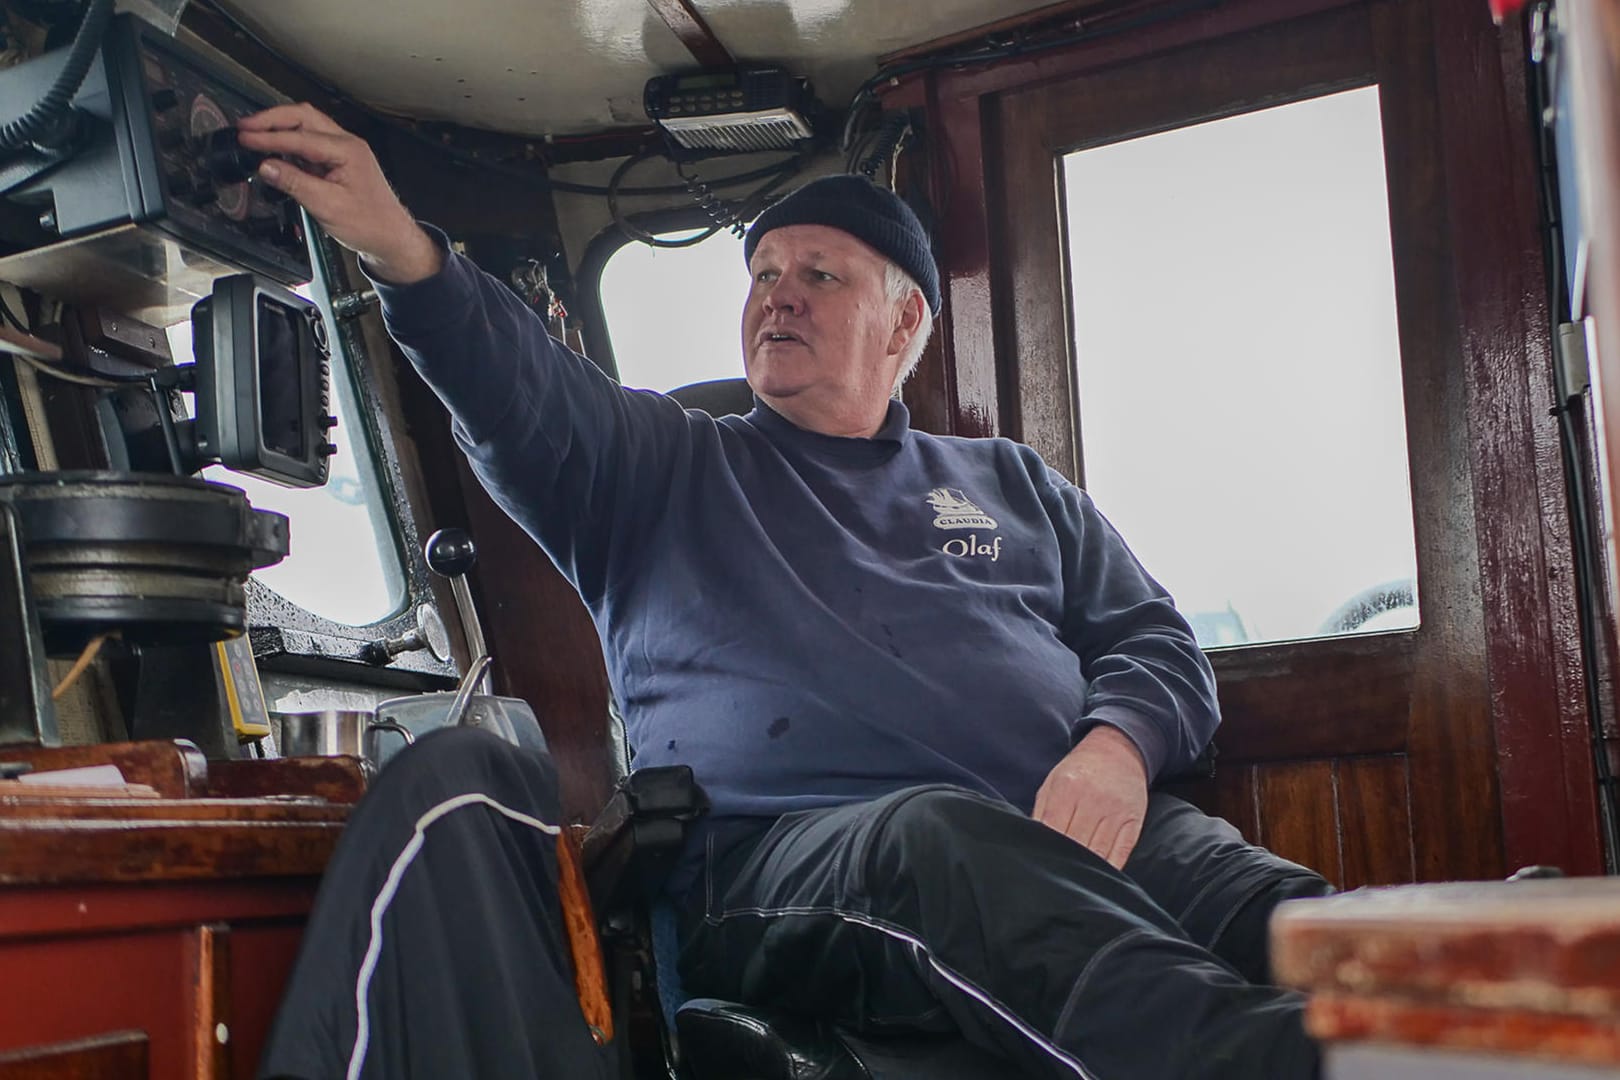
[199,128,266,185]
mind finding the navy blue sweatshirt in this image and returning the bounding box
[372,239,1218,834]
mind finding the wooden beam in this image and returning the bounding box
[644,0,735,69]
[879,0,1116,67]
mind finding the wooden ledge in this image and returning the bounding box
[0,741,369,804]
[1275,879,1620,1066]
[0,742,367,887]
[0,816,345,886]
[1307,992,1620,1067]
[1274,879,1620,1017]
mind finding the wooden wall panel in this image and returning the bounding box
[1257,761,1344,887]
[1210,639,1412,762]
[1213,763,1261,845]
[1337,756,1416,889]
[1182,757,1415,889]
[1430,0,1604,878]
[1169,763,1259,844]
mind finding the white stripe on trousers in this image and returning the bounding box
[346,792,562,1080]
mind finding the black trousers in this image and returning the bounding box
[257,728,617,1080]
[678,784,1333,1080]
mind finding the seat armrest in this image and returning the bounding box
[582,766,709,910]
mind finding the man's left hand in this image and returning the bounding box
[1033,725,1149,870]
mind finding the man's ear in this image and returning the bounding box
[888,290,926,358]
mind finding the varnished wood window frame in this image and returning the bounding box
[886,0,1603,878]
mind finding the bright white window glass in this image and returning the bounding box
[598,227,753,392]
[1062,86,1419,648]
[166,273,406,627]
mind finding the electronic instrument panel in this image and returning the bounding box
[0,15,310,323]
[131,26,307,278]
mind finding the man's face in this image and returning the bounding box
[741,224,910,414]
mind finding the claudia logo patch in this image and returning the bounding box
[927,488,998,531]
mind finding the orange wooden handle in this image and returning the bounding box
[556,827,613,1044]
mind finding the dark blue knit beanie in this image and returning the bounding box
[744,174,941,314]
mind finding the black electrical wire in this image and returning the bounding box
[850,111,912,180]
[0,0,114,150]
[0,295,166,388]
[0,291,27,334]
[1528,1,1620,873]
[554,154,803,198]
[149,374,186,474]
[607,148,806,248]
[737,161,800,218]
[676,158,745,239]
[11,351,156,388]
[607,149,724,247]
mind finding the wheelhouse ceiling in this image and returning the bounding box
[216,0,1061,136]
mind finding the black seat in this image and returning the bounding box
[667,377,755,417]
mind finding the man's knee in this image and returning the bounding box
[1140,792,1246,848]
[860,786,1022,882]
[1129,792,1333,967]
[1136,793,1325,884]
[381,724,522,776]
[363,725,561,822]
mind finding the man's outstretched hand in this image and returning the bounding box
[237,103,442,285]
[1033,725,1149,870]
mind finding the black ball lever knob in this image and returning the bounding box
[425,528,476,578]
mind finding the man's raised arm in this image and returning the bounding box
[237,104,442,284]
[235,104,688,602]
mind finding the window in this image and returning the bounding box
[597,227,753,392]
[1062,87,1418,648]
[165,272,406,628]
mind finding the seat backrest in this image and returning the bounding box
[666,377,754,417]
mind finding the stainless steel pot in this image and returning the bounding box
[271,708,415,765]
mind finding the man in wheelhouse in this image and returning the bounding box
[242,103,1333,1080]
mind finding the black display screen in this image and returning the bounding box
[676,72,738,91]
[256,296,305,459]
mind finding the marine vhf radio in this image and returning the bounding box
[0,11,310,322]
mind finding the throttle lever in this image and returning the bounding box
[425,527,492,695]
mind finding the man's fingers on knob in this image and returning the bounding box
[237,127,354,169]
[239,102,344,135]
[257,158,342,221]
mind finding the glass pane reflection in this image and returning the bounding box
[1062,87,1419,648]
